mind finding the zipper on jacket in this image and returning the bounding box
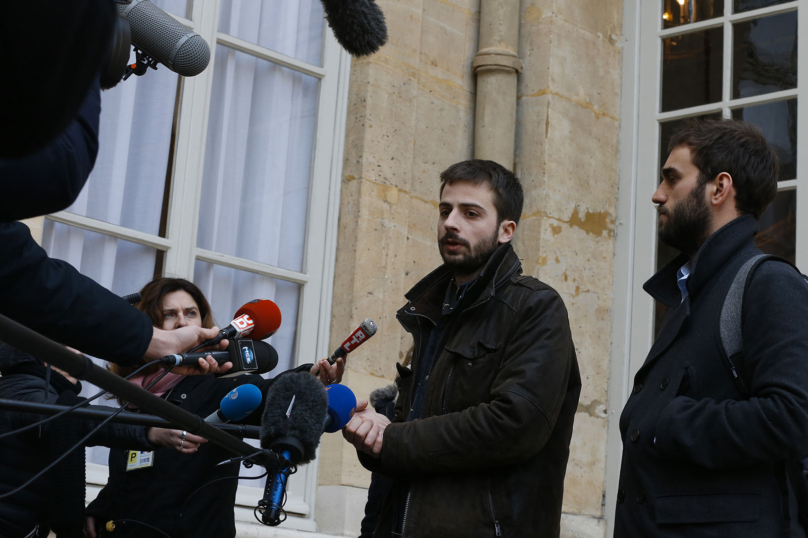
[488,484,502,537]
[401,490,412,537]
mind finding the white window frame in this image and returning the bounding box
[607,1,808,535]
[46,1,352,531]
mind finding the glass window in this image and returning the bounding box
[218,0,324,65]
[735,0,793,13]
[193,261,300,372]
[732,99,797,181]
[197,45,318,273]
[663,0,724,29]
[662,27,724,112]
[756,188,797,262]
[732,11,798,99]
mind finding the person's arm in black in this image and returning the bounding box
[0,222,153,366]
[0,79,102,222]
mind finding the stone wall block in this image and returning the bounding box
[515,93,549,218]
[420,0,471,85]
[511,215,543,277]
[563,413,608,517]
[548,21,621,120]
[544,95,619,219]
[517,14,552,100]
[377,0,426,68]
[552,0,622,42]
[538,217,612,407]
[560,512,606,538]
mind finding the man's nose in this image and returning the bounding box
[444,209,460,231]
[652,184,667,205]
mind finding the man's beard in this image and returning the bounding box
[658,182,712,256]
[438,228,500,277]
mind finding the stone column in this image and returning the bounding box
[472,0,523,169]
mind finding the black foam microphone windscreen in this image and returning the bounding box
[320,0,388,57]
[260,372,328,465]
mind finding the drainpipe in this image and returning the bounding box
[472,0,523,170]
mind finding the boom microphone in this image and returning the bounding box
[116,0,211,77]
[259,372,327,525]
[159,339,278,375]
[320,0,388,57]
[205,383,263,424]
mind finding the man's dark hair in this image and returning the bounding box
[668,119,779,219]
[439,159,524,224]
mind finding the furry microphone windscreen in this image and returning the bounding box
[320,0,388,57]
[260,372,328,465]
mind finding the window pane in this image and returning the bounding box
[218,0,324,66]
[756,188,796,263]
[193,261,300,373]
[662,28,724,112]
[663,0,724,30]
[153,0,189,18]
[732,99,797,181]
[42,221,161,296]
[198,46,317,273]
[66,67,180,237]
[735,0,793,13]
[732,11,798,99]
[659,113,723,166]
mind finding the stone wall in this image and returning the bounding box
[321,0,624,536]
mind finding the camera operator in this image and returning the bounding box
[0,77,229,373]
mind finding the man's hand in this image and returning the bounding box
[84,515,97,538]
[310,357,345,386]
[342,400,390,459]
[145,326,232,375]
[147,427,207,453]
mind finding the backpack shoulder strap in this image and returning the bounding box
[719,253,797,397]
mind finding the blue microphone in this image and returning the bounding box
[205,383,263,424]
[324,384,357,433]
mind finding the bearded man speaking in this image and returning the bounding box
[614,120,808,537]
[342,159,581,538]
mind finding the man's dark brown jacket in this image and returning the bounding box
[359,244,581,538]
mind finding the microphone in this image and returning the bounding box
[121,292,141,305]
[116,0,211,77]
[197,300,282,349]
[205,383,263,424]
[320,0,388,57]
[159,339,278,375]
[327,318,378,365]
[234,300,282,340]
[258,372,328,526]
[323,384,357,433]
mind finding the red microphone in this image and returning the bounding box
[234,299,282,340]
[194,300,282,351]
[327,318,378,365]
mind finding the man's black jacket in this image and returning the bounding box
[615,215,808,537]
[359,244,581,538]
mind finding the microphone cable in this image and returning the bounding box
[0,358,172,441]
[0,367,176,501]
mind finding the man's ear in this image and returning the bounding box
[710,172,735,208]
[498,220,516,244]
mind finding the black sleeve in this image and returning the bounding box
[0,79,102,221]
[655,262,808,467]
[0,222,153,365]
[83,420,153,452]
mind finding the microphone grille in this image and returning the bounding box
[118,0,210,76]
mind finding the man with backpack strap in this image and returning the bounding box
[615,119,808,538]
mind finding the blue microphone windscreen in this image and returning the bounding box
[324,384,357,433]
[219,383,263,421]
